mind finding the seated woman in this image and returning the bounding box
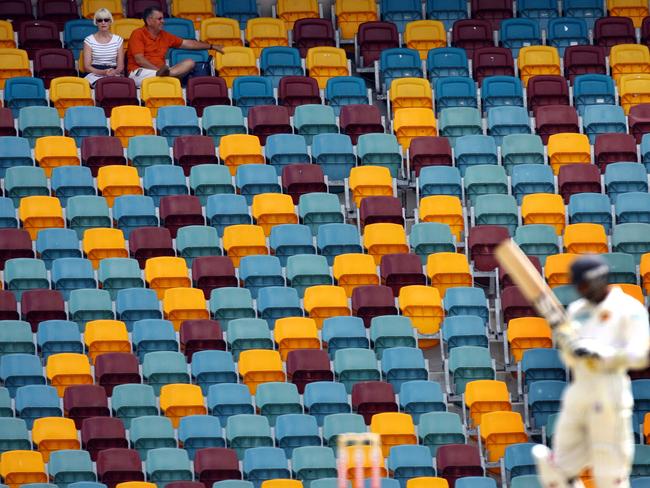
[83,8,125,86]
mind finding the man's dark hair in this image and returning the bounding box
[142,6,163,21]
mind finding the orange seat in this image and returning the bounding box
[640,253,650,294]
[49,77,94,116]
[141,77,185,116]
[222,224,268,267]
[614,283,645,304]
[404,20,447,60]
[369,412,417,457]
[85,320,131,363]
[335,0,378,39]
[18,196,65,239]
[607,0,648,27]
[405,478,449,488]
[110,18,144,50]
[303,285,351,329]
[215,47,259,87]
[238,349,285,394]
[306,47,350,88]
[83,228,128,268]
[349,166,394,207]
[464,380,512,428]
[0,450,47,488]
[563,223,608,254]
[274,317,321,360]
[34,136,80,177]
[340,444,387,480]
[145,256,191,299]
[82,0,124,19]
[426,253,472,296]
[171,0,214,28]
[363,223,409,265]
[479,411,528,463]
[200,17,244,48]
[45,353,94,396]
[97,165,143,206]
[163,287,209,330]
[517,46,561,86]
[219,134,264,175]
[277,0,319,29]
[544,253,578,288]
[506,317,553,363]
[619,74,650,114]
[252,193,298,236]
[397,285,443,348]
[0,21,16,48]
[419,196,464,241]
[393,108,437,148]
[245,17,288,57]
[332,253,380,297]
[0,48,31,89]
[547,133,591,175]
[32,417,80,461]
[110,106,155,147]
[521,193,566,235]
[159,383,207,427]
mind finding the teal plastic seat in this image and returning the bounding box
[66,195,111,238]
[178,414,225,460]
[312,480,348,488]
[98,258,144,299]
[145,447,193,486]
[357,133,402,178]
[513,224,559,265]
[321,316,369,360]
[208,383,254,424]
[504,443,537,480]
[48,449,96,486]
[387,444,435,487]
[111,383,159,428]
[286,254,333,298]
[418,411,465,455]
[18,106,63,147]
[142,351,190,394]
[379,48,423,91]
[143,164,189,206]
[442,315,489,350]
[398,380,446,423]
[521,348,567,391]
[527,381,566,430]
[615,192,650,225]
[63,106,109,144]
[381,346,428,393]
[418,166,462,198]
[274,414,321,457]
[0,417,31,452]
[176,225,221,266]
[291,446,338,486]
[226,318,273,360]
[226,414,274,459]
[501,134,545,174]
[191,350,237,394]
[4,258,49,300]
[255,382,303,426]
[68,289,114,331]
[156,106,201,145]
[334,348,381,393]
[612,223,650,264]
[294,104,338,145]
[443,287,489,324]
[438,107,482,145]
[209,288,256,326]
[265,134,310,174]
[0,136,33,179]
[448,345,495,394]
[454,135,498,176]
[369,315,417,359]
[642,134,650,172]
[206,194,252,236]
[553,284,580,307]
[202,105,247,145]
[322,413,367,449]
[189,164,235,205]
[303,381,351,426]
[511,164,555,204]
[232,76,275,117]
[463,164,508,206]
[409,222,456,264]
[0,198,17,229]
[583,105,627,143]
[112,195,159,239]
[455,479,497,488]
[486,106,531,145]
[130,415,177,459]
[37,320,83,360]
[127,135,172,175]
[0,387,12,417]
[604,162,648,204]
[316,223,363,265]
[511,475,542,488]
[132,319,178,362]
[601,252,637,285]
[4,166,49,206]
[243,446,290,488]
[568,193,612,233]
[298,193,344,236]
[215,483,254,488]
[474,194,518,235]
[0,319,36,357]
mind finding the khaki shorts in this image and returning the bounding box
[129,68,157,87]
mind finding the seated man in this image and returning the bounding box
[127,6,223,87]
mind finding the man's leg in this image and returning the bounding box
[129,68,157,88]
[169,59,195,79]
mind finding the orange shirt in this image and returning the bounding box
[127,27,182,72]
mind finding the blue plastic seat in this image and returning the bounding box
[209,288,256,326]
[233,76,276,116]
[426,0,467,29]
[4,258,49,300]
[500,134,545,174]
[434,76,478,112]
[527,381,566,429]
[238,255,284,299]
[65,195,111,238]
[454,135,498,176]
[205,193,251,236]
[0,136,33,179]
[311,133,356,181]
[398,380,446,423]
[613,223,650,264]
[235,165,281,204]
[145,447,193,485]
[275,414,321,457]
[303,381,351,426]
[474,194,518,235]
[572,74,616,115]
[110,383,159,427]
[443,287,489,324]
[15,385,62,428]
[191,350,238,394]
[226,318,274,360]
[316,223,363,265]
[616,192,650,225]
[51,166,95,207]
[605,162,649,204]
[208,383,255,424]
[481,76,524,110]
[632,477,650,487]
[243,447,290,487]
[162,18,195,38]
[455,479,497,488]
[63,19,97,57]
[381,0,422,33]
[0,353,46,396]
[269,224,316,266]
[563,0,603,29]
[37,320,83,360]
[409,222,456,263]
[504,443,537,481]
[568,193,613,233]
[381,346,428,393]
[286,254,333,298]
[520,348,567,390]
[98,258,145,299]
[216,0,258,28]
[442,315,489,350]
[387,445,435,487]
[600,252,637,285]
[634,380,650,435]
[517,0,558,27]
[427,47,469,80]
[257,286,303,328]
[260,47,303,87]
[50,257,96,300]
[582,105,627,143]
[333,348,381,393]
[511,475,543,488]
[226,414,274,460]
[0,198,17,229]
[255,381,303,426]
[68,289,114,330]
[379,48,423,91]
[292,446,338,486]
[63,106,108,144]
[143,165,188,206]
[447,345,495,394]
[499,18,541,57]
[486,106,531,145]
[265,134,310,174]
[4,166,49,206]
[18,106,63,148]
[0,417,31,453]
[547,18,589,54]
[132,319,178,362]
[325,76,369,115]
[127,135,173,175]
[321,316,369,360]
[4,77,48,117]
[168,48,209,65]
[178,414,225,460]
[510,164,555,204]
[48,449,95,486]
[437,107,483,145]
[189,164,235,205]
[156,106,201,145]
[418,166,462,198]
[115,288,163,332]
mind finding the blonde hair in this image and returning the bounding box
[93,8,113,25]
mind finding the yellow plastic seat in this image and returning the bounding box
[0,21,16,48]
[615,283,645,304]
[517,46,561,86]
[163,287,209,330]
[397,285,443,348]
[82,0,124,19]
[426,252,472,296]
[46,353,93,396]
[110,18,144,49]
[141,77,185,116]
[219,134,264,175]
[34,136,80,177]
[19,196,64,239]
[85,320,131,363]
[306,47,350,88]
[619,74,650,114]
[363,223,409,265]
[506,317,553,363]
[404,20,446,60]
[215,46,259,87]
[406,478,449,488]
[274,317,321,360]
[116,484,157,488]
[238,349,285,394]
[171,0,214,28]
[110,105,155,147]
[200,17,243,48]
[160,383,207,427]
[610,44,650,83]
[83,228,128,268]
[277,0,319,29]
[32,417,80,461]
[145,256,191,299]
[335,0,378,39]
[0,450,47,488]
[97,165,143,206]
[349,166,394,207]
[370,412,417,457]
[607,0,648,27]
[303,285,351,329]
[0,48,30,88]
[480,411,528,463]
[419,196,464,241]
[640,253,650,294]
[252,193,298,236]
[393,108,437,148]
[390,79,434,112]
[333,253,380,297]
[464,380,512,428]
[521,193,566,235]
[547,133,591,175]
[222,224,268,267]
[563,223,608,254]
[544,253,578,288]
[49,76,94,116]
[340,444,387,480]
[246,17,288,57]
[262,481,304,488]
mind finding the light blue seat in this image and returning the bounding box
[381,0,422,33]
[612,223,650,264]
[511,163,555,204]
[601,252,638,284]
[409,222,456,264]
[0,354,46,397]
[418,166,462,198]
[322,413,367,448]
[66,195,111,238]
[293,104,338,145]
[202,105,247,145]
[208,383,254,423]
[260,47,303,87]
[517,0,558,29]
[514,224,560,265]
[143,164,188,206]
[132,319,178,362]
[257,286,302,328]
[325,76,369,115]
[127,135,172,175]
[48,449,95,487]
[255,381,303,426]
[18,106,63,148]
[0,136,33,178]
[501,134,545,174]
[286,254,333,298]
[162,17,195,38]
[63,106,108,144]
[235,164,281,204]
[418,411,465,455]
[463,164,508,206]
[504,443,537,481]
[499,18,541,57]
[206,194,251,236]
[486,106,531,145]
[265,134,310,174]
[357,133,402,178]
[97,258,144,299]
[455,479,497,488]
[303,381,351,426]
[4,258,49,300]
[64,19,97,57]
[520,348,567,390]
[568,193,613,233]
[298,193,344,235]
[176,225,221,266]
[178,414,225,459]
[379,48,423,91]
[634,440,650,477]
[321,316,369,360]
[4,166,49,206]
[3,77,48,117]
[399,380,446,423]
[426,0,467,29]
[605,162,648,203]
[511,475,542,488]
[547,17,589,54]
[474,194,518,235]
[142,351,190,394]
[191,350,238,394]
[434,76,478,112]
[642,133,650,171]
[615,192,650,225]
[14,385,62,428]
[36,320,83,360]
[427,47,469,80]
[582,105,627,143]
[311,133,356,181]
[454,135,498,176]
[0,321,34,356]
[275,413,321,457]
[448,345,495,394]
[51,166,95,207]
[442,315,489,350]
[632,477,650,487]
[156,106,201,145]
[216,0,258,28]
[381,346,428,392]
[209,287,256,326]
[481,76,524,110]
[68,289,114,330]
[270,224,315,266]
[36,229,81,270]
[0,417,31,453]
[226,318,273,360]
[443,287,489,324]
[50,257,96,300]
[370,316,417,359]
[233,76,276,116]
[438,107,483,145]
[563,0,603,29]
[226,414,274,460]
[145,447,193,486]
[333,348,381,393]
[189,164,234,205]
[168,48,209,65]
[291,446,338,487]
[238,255,284,299]
[243,447,290,487]
[215,482,254,488]
[387,444,435,488]
[110,383,158,428]
[116,288,163,331]
[316,223,363,265]
[572,74,616,115]
[527,381,566,429]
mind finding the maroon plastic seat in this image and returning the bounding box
[594,133,638,172]
[468,225,510,272]
[471,0,513,31]
[0,108,17,137]
[294,18,336,57]
[499,255,542,291]
[0,0,35,29]
[37,0,80,30]
[557,164,602,203]
[194,447,241,487]
[452,19,495,58]
[408,136,453,177]
[81,136,127,176]
[380,253,426,296]
[563,45,607,84]
[339,104,384,144]
[96,448,145,488]
[0,229,34,270]
[534,105,579,143]
[191,256,238,299]
[173,135,218,176]
[628,104,650,143]
[186,76,230,116]
[351,285,398,327]
[247,105,292,145]
[358,196,404,228]
[33,48,76,87]
[19,20,61,58]
[159,195,205,238]
[94,77,140,117]
[500,285,537,323]
[81,416,129,461]
[64,384,111,429]
[0,290,19,320]
[351,380,398,424]
[127,0,168,18]
[281,164,327,204]
[358,21,400,67]
[278,76,321,115]
[526,75,570,110]
[129,227,175,268]
[22,289,66,332]
[472,47,515,85]
[94,352,141,396]
[286,349,334,393]
[436,444,484,487]
[179,319,226,360]
[594,16,636,52]
[643,16,650,47]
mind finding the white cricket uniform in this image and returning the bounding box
[549,286,649,486]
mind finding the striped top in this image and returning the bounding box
[84,33,123,67]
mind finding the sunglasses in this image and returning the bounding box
[96,18,111,23]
